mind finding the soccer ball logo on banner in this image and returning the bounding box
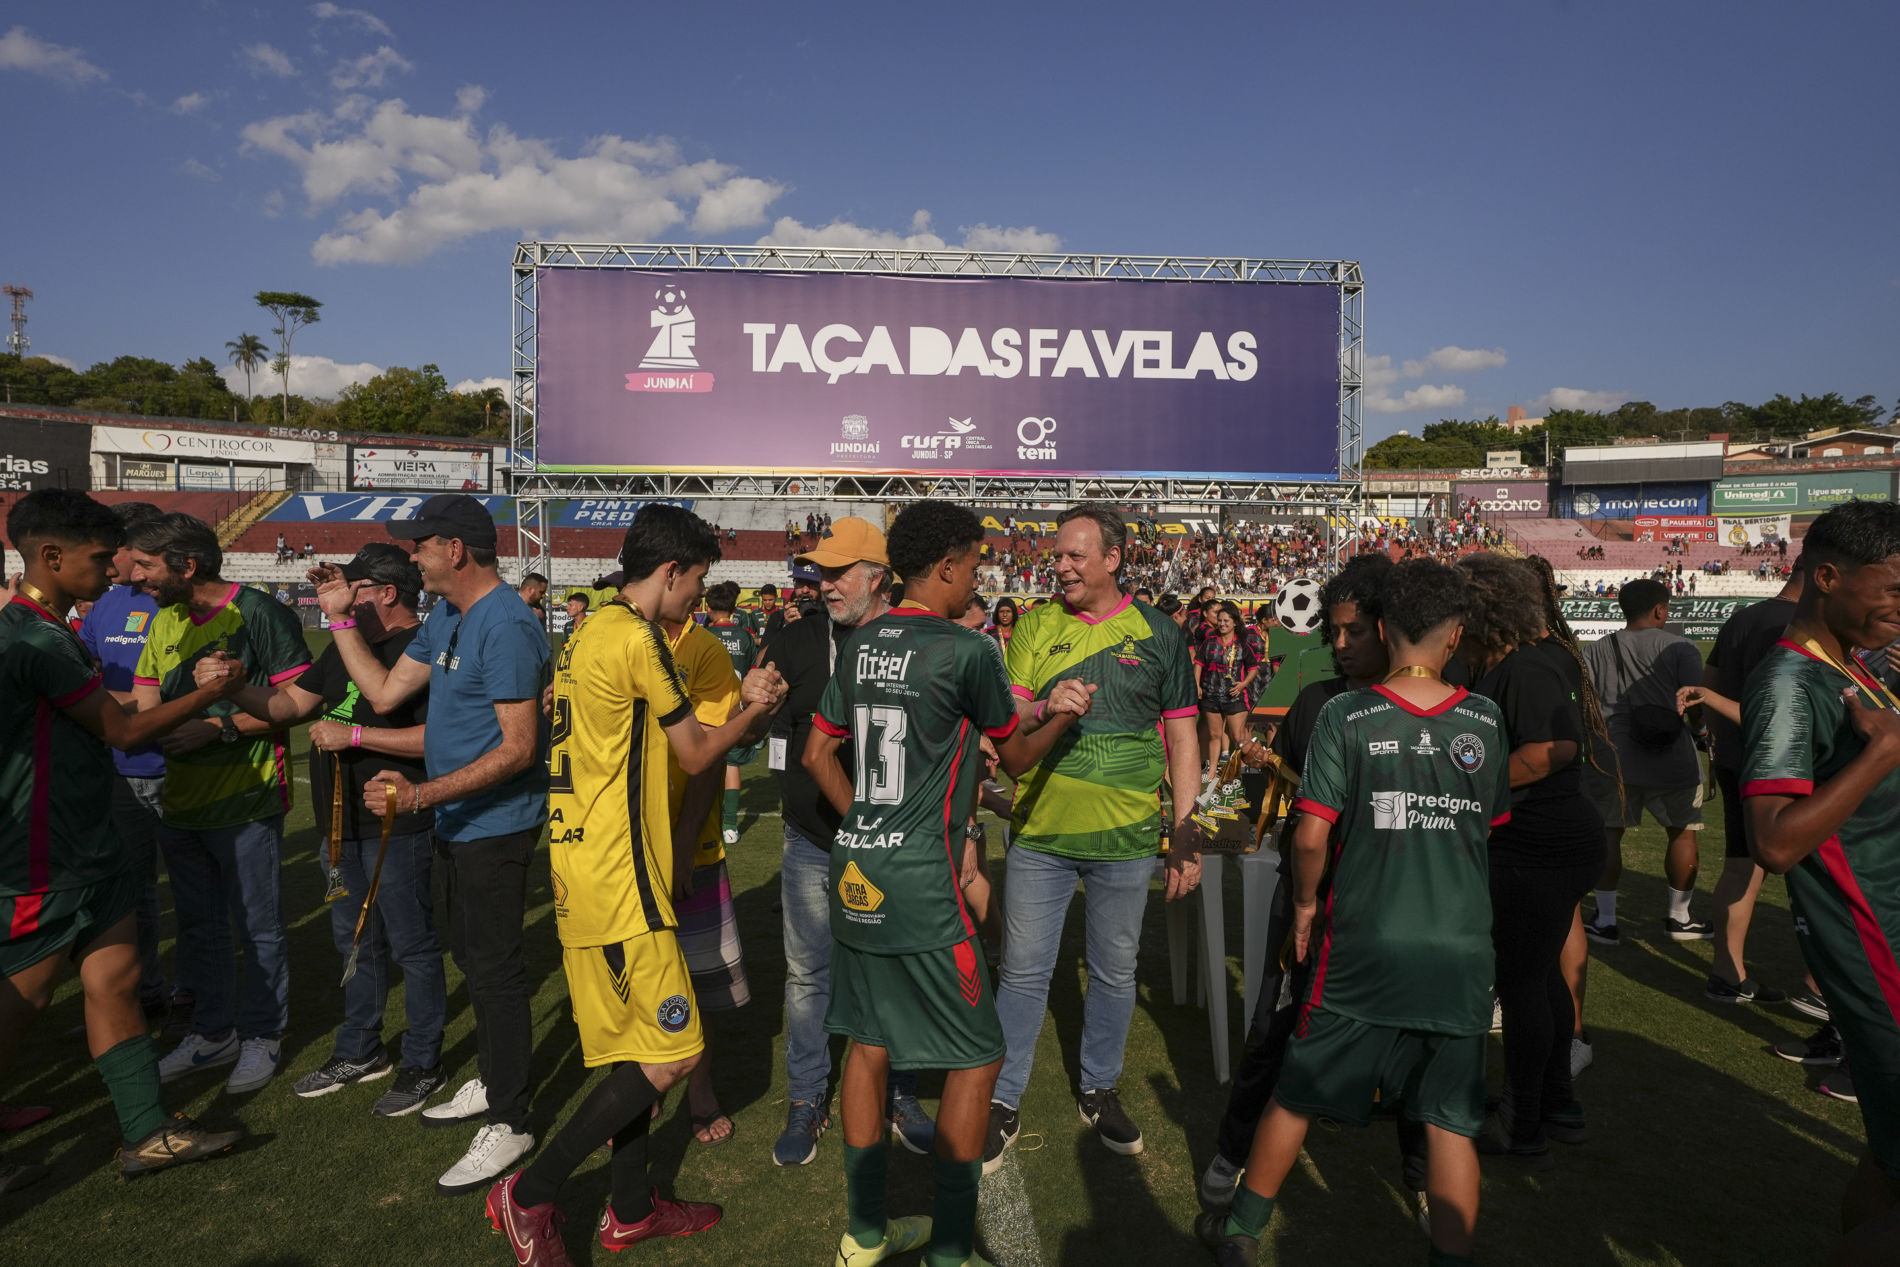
[1273,577,1324,636]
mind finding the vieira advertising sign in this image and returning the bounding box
[348,446,493,492]
[532,270,1342,480]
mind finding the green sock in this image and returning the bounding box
[1225,1185,1276,1240]
[722,788,740,835]
[1427,1248,1476,1266]
[844,1142,887,1245]
[924,1155,982,1266]
[95,1033,166,1143]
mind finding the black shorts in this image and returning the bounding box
[1201,697,1252,717]
[1716,767,1749,861]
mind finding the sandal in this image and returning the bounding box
[690,1110,734,1147]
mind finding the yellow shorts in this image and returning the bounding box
[563,928,704,1068]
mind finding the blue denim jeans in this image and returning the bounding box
[992,846,1155,1109]
[115,775,168,1002]
[159,815,289,1041]
[781,823,914,1107]
[322,830,446,1069]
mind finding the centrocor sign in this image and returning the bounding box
[348,446,492,492]
[92,424,316,465]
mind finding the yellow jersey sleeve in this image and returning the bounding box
[665,624,740,863]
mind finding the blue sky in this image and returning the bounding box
[2,0,1895,440]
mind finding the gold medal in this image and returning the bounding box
[1383,664,1442,683]
[14,578,59,612]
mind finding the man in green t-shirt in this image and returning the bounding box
[128,513,311,1098]
[0,490,246,1188]
[1203,559,1509,1267]
[704,580,759,846]
[805,500,1089,1267]
[984,505,1204,1175]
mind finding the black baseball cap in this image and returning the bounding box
[338,542,422,593]
[384,494,498,550]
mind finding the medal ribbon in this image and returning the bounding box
[1796,634,1900,714]
[340,783,398,985]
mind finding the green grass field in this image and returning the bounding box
[0,640,1871,1265]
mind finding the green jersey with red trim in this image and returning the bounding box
[706,618,757,676]
[1293,684,1512,1036]
[1742,639,1900,1045]
[0,596,115,907]
[814,605,1018,955]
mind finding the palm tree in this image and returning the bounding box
[226,333,267,402]
[478,385,505,431]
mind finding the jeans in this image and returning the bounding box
[442,829,537,1132]
[993,846,1155,1109]
[323,830,447,1070]
[159,815,290,1041]
[780,824,915,1107]
[115,776,168,1002]
[1490,858,1599,1147]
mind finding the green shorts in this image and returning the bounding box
[1829,1009,1900,1181]
[1274,1008,1486,1137]
[0,867,142,979]
[825,937,1005,1071]
[726,742,760,768]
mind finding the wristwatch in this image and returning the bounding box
[964,822,987,843]
[218,715,241,744]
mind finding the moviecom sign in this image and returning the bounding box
[533,269,1341,480]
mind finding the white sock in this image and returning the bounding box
[1668,887,1694,923]
[1594,890,1618,927]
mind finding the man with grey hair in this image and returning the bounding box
[985,503,1204,1173]
[762,517,936,1166]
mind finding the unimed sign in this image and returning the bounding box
[533,269,1342,480]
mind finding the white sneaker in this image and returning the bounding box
[1490,999,1503,1033]
[226,1038,281,1094]
[157,1030,239,1083]
[722,828,740,846]
[420,1076,488,1128]
[1570,1034,1594,1079]
[1198,1153,1242,1207]
[435,1122,534,1195]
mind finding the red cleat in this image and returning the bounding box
[597,1189,722,1251]
[485,1171,572,1266]
[0,1104,51,1131]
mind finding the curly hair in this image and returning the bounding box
[887,500,985,580]
[1317,553,1395,649]
[1455,553,1544,663]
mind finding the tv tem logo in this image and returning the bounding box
[1017,416,1058,460]
[832,414,880,457]
[625,282,716,393]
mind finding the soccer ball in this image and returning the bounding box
[654,285,688,316]
[1273,577,1324,637]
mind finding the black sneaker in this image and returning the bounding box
[1705,976,1788,1004]
[980,1101,1019,1176]
[1077,1087,1144,1156]
[1474,1113,1553,1170]
[1541,1099,1588,1145]
[1666,917,1715,941]
[1772,1024,1842,1067]
[1584,921,1620,946]
[291,1053,395,1098]
[1819,1060,1857,1103]
[116,1113,245,1178]
[1788,986,1830,1021]
[373,1064,447,1118]
[1196,1209,1262,1266]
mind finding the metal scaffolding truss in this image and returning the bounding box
[510,243,1365,581]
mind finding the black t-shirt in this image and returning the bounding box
[1271,675,1353,778]
[1472,643,1605,869]
[298,627,432,839]
[1706,597,1795,773]
[763,610,857,849]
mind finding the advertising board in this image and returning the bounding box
[0,417,92,490]
[534,269,1341,479]
[1452,479,1548,518]
[348,445,493,492]
[1719,514,1792,547]
[1559,482,1710,519]
[1558,595,1750,641]
[178,462,231,490]
[1633,515,1717,542]
[263,493,514,523]
[1712,471,1893,515]
[92,425,316,465]
[555,498,696,529]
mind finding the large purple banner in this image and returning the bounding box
[534,270,1340,479]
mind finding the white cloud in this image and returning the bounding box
[170,91,209,115]
[311,3,393,37]
[1532,386,1631,412]
[1369,383,1467,415]
[960,223,1062,253]
[692,176,787,235]
[261,189,286,217]
[241,42,297,78]
[221,353,383,399]
[331,45,411,90]
[451,376,508,395]
[38,353,78,370]
[755,209,1060,253]
[0,26,108,84]
[1422,345,1507,373]
[182,157,219,181]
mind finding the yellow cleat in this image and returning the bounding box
[834,1215,932,1265]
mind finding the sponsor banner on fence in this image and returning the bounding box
[1453,479,1548,518]
[1712,471,1893,515]
[348,445,493,492]
[534,268,1341,480]
[178,462,231,490]
[0,417,92,490]
[92,424,316,465]
[1559,595,1750,641]
[555,498,696,528]
[1560,482,1710,519]
[262,493,515,523]
[1718,514,1792,547]
[1633,514,1717,542]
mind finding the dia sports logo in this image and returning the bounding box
[626,283,716,394]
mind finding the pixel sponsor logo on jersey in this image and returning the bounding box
[1371,790,1484,831]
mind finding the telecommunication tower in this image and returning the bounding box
[2,285,30,358]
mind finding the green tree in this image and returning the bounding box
[225,332,267,401]
[254,291,322,424]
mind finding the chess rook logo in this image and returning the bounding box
[625,282,716,393]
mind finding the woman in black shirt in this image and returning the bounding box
[1459,554,1607,1164]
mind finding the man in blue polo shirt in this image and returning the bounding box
[308,494,550,1197]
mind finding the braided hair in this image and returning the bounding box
[1525,553,1618,781]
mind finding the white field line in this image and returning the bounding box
[978,1147,1046,1267]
